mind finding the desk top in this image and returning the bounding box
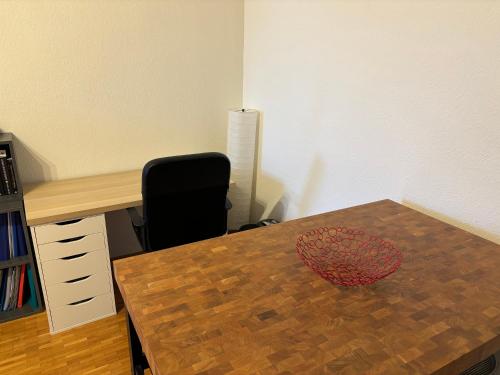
[24,170,143,226]
[114,200,500,375]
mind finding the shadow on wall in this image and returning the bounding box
[250,111,328,222]
[251,155,327,222]
[296,155,326,218]
[402,199,500,245]
[12,136,57,185]
[252,173,286,222]
[249,109,262,220]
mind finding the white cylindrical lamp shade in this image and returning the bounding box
[227,109,259,230]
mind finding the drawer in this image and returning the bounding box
[51,292,115,333]
[42,249,109,285]
[34,215,105,244]
[46,272,112,308]
[37,232,106,262]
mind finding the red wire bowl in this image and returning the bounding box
[296,227,402,286]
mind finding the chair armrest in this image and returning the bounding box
[127,207,146,250]
[225,197,232,210]
[127,207,144,228]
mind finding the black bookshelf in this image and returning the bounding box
[0,133,42,322]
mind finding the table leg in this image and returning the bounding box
[126,310,149,375]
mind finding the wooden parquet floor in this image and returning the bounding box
[0,293,146,375]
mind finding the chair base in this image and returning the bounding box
[126,311,150,375]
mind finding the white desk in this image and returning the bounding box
[24,170,233,333]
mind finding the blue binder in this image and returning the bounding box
[12,212,27,257]
[0,213,8,261]
[2,267,12,311]
[0,269,6,309]
[26,265,38,310]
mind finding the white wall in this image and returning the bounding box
[0,0,243,183]
[0,0,243,258]
[2,0,499,246]
[244,0,500,243]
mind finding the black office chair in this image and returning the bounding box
[127,152,232,252]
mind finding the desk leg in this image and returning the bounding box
[126,310,149,375]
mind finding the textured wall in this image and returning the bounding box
[0,0,243,183]
[244,0,500,243]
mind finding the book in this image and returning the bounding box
[22,266,31,306]
[0,269,6,309]
[12,212,27,257]
[3,267,13,311]
[0,213,9,261]
[9,267,18,311]
[0,150,5,196]
[26,265,38,310]
[10,266,20,310]
[11,213,18,258]
[17,264,26,308]
[6,158,17,194]
[0,150,11,195]
[8,266,15,310]
[7,213,14,258]
[0,269,3,306]
[6,266,14,310]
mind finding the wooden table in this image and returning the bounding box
[113,200,500,374]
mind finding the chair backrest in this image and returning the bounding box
[141,152,231,251]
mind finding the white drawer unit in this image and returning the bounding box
[30,214,116,334]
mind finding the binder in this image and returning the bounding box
[0,151,12,195]
[26,265,38,310]
[3,267,13,311]
[0,269,6,309]
[0,213,8,261]
[10,266,20,310]
[12,213,18,258]
[0,154,11,195]
[17,264,26,308]
[6,158,17,194]
[7,266,16,310]
[7,213,14,259]
[13,212,27,257]
[0,151,5,196]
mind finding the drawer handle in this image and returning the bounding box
[65,275,91,284]
[55,219,83,226]
[57,236,85,243]
[68,297,95,306]
[61,252,87,260]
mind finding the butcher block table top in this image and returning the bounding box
[113,200,500,375]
